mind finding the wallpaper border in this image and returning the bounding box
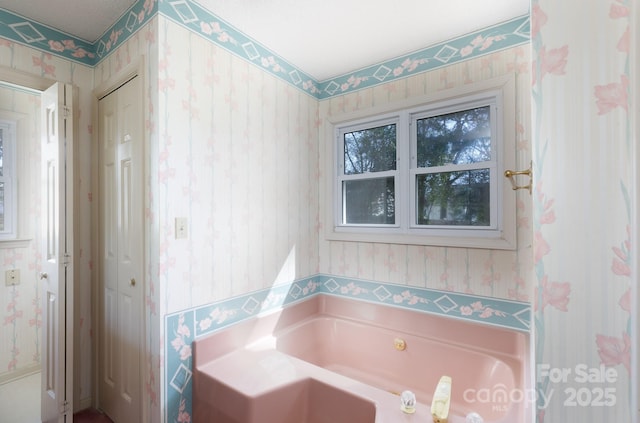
[0,0,157,66]
[164,274,531,422]
[0,0,530,99]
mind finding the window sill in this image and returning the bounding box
[0,238,32,249]
[326,229,516,250]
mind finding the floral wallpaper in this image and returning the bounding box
[0,39,95,406]
[532,0,634,421]
[0,3,536,422]
[1,0,639,422]
[0,85,41,383]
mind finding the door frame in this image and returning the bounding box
[91,56,147,422]
[0,67,78,419]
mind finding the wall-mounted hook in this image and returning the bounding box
[504,162,532,194]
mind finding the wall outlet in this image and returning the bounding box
[175,217,188,239]
[5,269,20,286]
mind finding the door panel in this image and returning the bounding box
[41,82,74,423]
[98,74,142,423]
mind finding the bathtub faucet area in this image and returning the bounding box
[393,337,407,351]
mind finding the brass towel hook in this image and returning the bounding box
[504,162,532,194]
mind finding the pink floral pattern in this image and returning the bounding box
[531,5,548,38]
[177,397,191,422]
[611,225,631,277]
[392,290,428,306]
[340,74,369,92]
[3,288,23,371]
[531,5,574,418]
[171,314,192,362]
[48,39,94,59]
[197,307,238,332]
[596,332,631,374]
[535,276,570,312]
[533,1,634,421]
[32,54,56,77]
[300,280,321,297]
[199,21,238,45]
[460,34,507,57]
[393,58,429,76]
[260,56,286,73]
[535,45,568,82]
[590,1,633,387]
[340,282,369,296]
[594,75,629,115]
[459,301,507,319]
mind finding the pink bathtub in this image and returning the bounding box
[193,295,530,423]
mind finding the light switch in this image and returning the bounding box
[5,269,20,286]
[175,217,188,239]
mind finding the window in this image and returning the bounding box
[327,76,516,249]
[0,118,17,240]
[340,120,398,225]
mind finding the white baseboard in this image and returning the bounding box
[76,396,93,413]
[0,363,41,385]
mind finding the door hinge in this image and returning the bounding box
[62,106,71,119]
[63,253,72,266]
[59,400,70,415]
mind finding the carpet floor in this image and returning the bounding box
[73,408,114,423]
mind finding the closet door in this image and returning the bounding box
[98,75,143,423]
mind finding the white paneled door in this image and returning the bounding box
[40,82,74,423]
[98,75,143,423]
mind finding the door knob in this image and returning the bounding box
[39,272,48,280]
[130,278,136,287]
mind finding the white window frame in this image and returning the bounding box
[325,75,517,249]
[0,118,17,241]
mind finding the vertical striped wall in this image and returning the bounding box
[147,16,319,422]
[0,84,41,383]
[5,1,639,422]
[0,40,94,404]
[532,1,635,421]
[153,16,319,313]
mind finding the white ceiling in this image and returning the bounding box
[0,0,529,81]
[0,0,137,42]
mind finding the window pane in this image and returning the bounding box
[343,124,396,175]
[416,106,491,168]
[416,169,490,226]
[343,177,395,224]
